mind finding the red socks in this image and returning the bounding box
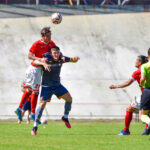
[124,111,133,132]
[19,91,31,109]
[31,94,38,114]
[146,124,148,128]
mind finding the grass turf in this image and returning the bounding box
[0,121,150,150]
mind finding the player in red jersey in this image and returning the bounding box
[15,27,56,122]
[109,55,148,135]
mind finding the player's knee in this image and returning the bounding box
[40,102,46,108]
[126,106,135,112]
[21,87,26,93]
[126,106,130,112]
[67,96,72,102]
[32,91,39,95]
[26,88,32,94]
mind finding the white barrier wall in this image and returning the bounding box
[0,13,150,119]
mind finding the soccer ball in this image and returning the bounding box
[51,13,62,24]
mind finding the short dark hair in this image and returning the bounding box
[148,48,150,56]
[138,55,148,64]
[51,46,60,51]
[41,27,51,36]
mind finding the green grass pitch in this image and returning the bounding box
[0,121,150,150]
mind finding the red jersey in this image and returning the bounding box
[29,40,56,66]
[131,68,143,92]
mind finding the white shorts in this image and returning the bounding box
[23,65,42,92]
[130,96,141,110]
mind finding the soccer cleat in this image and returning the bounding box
[31,126,38,135]
[118,129,130,135]
[14,108,22,121]
[142,128,150,135]
[30,113,35,121]
[62,116,71,128]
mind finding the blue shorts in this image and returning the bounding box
[40,84,69,102]
[140,88,150,110]
[23,100,31,111]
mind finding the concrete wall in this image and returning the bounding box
[0,12,150,119]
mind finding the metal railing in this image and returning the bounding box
[0,0,130,6]
[1,0,150,5]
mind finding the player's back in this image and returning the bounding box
[141,61,150,88]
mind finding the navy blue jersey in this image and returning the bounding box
[42,53,70,87]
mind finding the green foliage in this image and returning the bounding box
[0,122,149,150]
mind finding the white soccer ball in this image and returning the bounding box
[51,12,62,24]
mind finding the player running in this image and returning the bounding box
[140,49,150,135]
[109,55,148,135]
[15,27,57,122]
[31,46,79,135]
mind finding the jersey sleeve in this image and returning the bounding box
[50,40,56,47]
[64,57,77,63]
[29,41,38,55]
[131,71,138,81]
[64,56,71,62]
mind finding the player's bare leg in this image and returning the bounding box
[119,105,137,135]
[61,93,72,128]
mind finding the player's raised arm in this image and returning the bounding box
[70,56,80,63]
[33,60,51,72]
[64,56,80,63]
[109,79,133,89]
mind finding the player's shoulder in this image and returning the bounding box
[32,40,42,45]
[142,62,150,68]
[50,40,56,46]
[50,40,55,44]
[132,68,141,75]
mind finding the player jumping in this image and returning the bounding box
[31,46,79,135]
[109,55,148,135]
[15,27,57,122]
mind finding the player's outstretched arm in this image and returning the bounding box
[33,60,51,72]
[109,78,133,89]
[70,56,80,63]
